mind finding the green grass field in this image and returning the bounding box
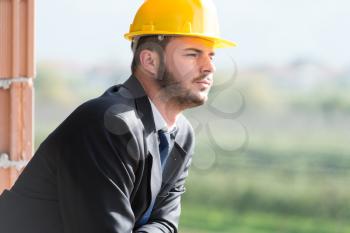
[178,130,350,233]
[180,204,350,233]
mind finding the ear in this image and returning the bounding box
[139,49,159,77]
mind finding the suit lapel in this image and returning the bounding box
[161,142,187,189]
[145,133,162,202]
[123,76,162,203]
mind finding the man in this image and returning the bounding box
[0,0,235,232]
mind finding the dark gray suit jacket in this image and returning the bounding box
[0,76,194,233]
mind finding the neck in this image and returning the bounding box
[134,70,183,128]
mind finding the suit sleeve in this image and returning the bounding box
[55,105,139,233]
[134,157,193,233]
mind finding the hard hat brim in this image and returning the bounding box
[124,32,237,48]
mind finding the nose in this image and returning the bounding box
[200,55,216,76]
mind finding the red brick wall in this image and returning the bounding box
[0,0,35,193]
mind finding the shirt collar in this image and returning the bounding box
[148,97,177,133]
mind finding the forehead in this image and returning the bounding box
[166,36,215,53]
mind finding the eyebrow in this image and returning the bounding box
[183,48,215,56]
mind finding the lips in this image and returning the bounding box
[195,79,212,86]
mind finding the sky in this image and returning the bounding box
[36,0,350,68]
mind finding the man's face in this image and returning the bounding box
[156,37,216,109]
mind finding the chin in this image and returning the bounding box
[198,90,209,101]
[188,93,208,108]
[174,89,209,109]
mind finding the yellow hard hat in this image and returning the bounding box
[124,0,236,48]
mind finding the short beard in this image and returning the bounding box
[155,64,208,109]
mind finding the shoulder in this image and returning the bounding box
[78,85,136,119]
[52,85,141,138]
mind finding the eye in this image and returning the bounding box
[209,53,216,61]
[186,53,198,57]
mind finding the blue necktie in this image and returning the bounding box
[136,130,171,226]
[158,129,171,166]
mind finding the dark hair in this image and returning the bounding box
[131,36,172,74]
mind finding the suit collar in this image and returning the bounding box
[122,76,156,136]
[122,75,187,154]
[122,76,180,136]
[123,75,182,154]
